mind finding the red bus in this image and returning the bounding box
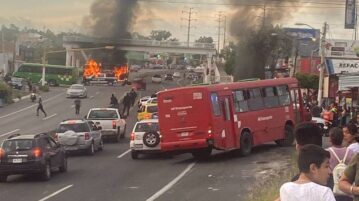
[157,78,307,158]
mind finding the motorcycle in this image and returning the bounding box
[30,93,36,102]
[312,117,332,137]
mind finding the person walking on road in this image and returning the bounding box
[74,98,81,115]
[129,88,137,107]
[36,97,47,117]
[110,94,118,108]
[122,93,131,117]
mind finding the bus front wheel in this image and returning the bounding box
[275,125,294,147]
[239,131,252,156]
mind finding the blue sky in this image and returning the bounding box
[0,0,356,47]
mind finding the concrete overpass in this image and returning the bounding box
[63,35,217,83]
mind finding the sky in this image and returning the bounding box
[0,0,356,47]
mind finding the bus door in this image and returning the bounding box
[217,96,236,149]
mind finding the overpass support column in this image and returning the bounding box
[66,50,72,66]
[71,52,76,67]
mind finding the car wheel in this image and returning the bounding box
[41,162,51,181]
[275,125,294,147]
[59,157,68,173]
[98,139,104,151]
[239,131,252,156]
[192,147,212,160]
[142,131,160,148]
[87,142,95,155]
[0,175,8,182]
[131,150,139,159]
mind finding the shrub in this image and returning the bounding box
[0,82,13,104]
[39,85,50,92]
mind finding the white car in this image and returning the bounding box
[138,96,151,108]
[130,119,161,159]
[66,84,87,98]
[146,97,157,105]
[173,72,181,78]
[85,108,126,142]
[151,74,162,83]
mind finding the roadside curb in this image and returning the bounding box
[12,94,31,103]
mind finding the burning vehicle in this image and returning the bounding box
[83,59,129,86]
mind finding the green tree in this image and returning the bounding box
[149,30,172,41]
[295,72,319,89]
[195,36,214,43]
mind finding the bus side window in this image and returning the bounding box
[277,85,290,106]
[234,90,249,112]
[264,87,279,108]
[248,88,264,111]
[211,93,221,116]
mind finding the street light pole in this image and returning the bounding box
[317,22,327,106]
[41,46,47,86]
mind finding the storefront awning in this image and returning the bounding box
[338,75,359,91]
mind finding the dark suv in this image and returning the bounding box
[0,133,67,182]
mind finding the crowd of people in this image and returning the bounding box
[110,88,137,118]
[275,120,359,201]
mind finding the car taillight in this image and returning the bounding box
[208,126,213,138]
[144,114,151,119]
[130,132,135,141]
[112,121,116,129]
[33,147,42,158]
[0,148,5,161]
[84,133,90,140]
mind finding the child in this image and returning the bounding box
[280,144,335,201]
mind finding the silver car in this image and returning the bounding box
[66,84,87,98]
[55,119,103,155]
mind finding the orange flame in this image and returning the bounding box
[84,59,101,77]
[113,65,129,81]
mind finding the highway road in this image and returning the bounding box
[0,70,295,201]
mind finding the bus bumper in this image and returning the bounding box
[161,139,209,151]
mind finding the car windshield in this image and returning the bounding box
[147,106,158,113]
[70,85,84,89]
[57,123,90,133]
[134,122,159,132]
[88,110,119,119]
[2,139,33,151]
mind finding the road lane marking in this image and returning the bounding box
[90,96,95,99]
[117,149,131,158]
[146,162,196,201]
[0,129,20,138]
[0,93,64,119]
[70,105,75,108]
[38,184,73,201]
[43,113,57,120]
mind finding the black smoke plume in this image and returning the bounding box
[227,0,299,80]
[84,0,139,66]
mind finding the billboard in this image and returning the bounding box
[345,0,356,29]
[325,39,359,58]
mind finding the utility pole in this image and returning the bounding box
[182,8,196,47]
[1,30,5,76]
[216,11,224,55]
[317,22,328,106]
[223,15,227,51]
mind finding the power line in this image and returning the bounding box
[181,8,197,46]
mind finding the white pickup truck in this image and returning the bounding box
[85,108,127,142]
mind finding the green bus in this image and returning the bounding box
[13,63,79,86]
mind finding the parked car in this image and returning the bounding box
[10,77,27,90]
[0,133,67,182]
[137,103,158,121]
[85,108,126,142]
[164,74,173,81]
[55,119,103,155]
[173,72,181,78]
[151,74,162,83]
[66,84,87,98]
[130,119,161,159]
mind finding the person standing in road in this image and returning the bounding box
[74,98,81,115]
[122,93,131,117]
[110,94,118,108]
[36,97,47,117]
[130,88,137,107]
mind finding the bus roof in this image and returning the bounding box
[20,63,76,69]
[158,77,299,95]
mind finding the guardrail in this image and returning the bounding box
[63,36,215,50]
